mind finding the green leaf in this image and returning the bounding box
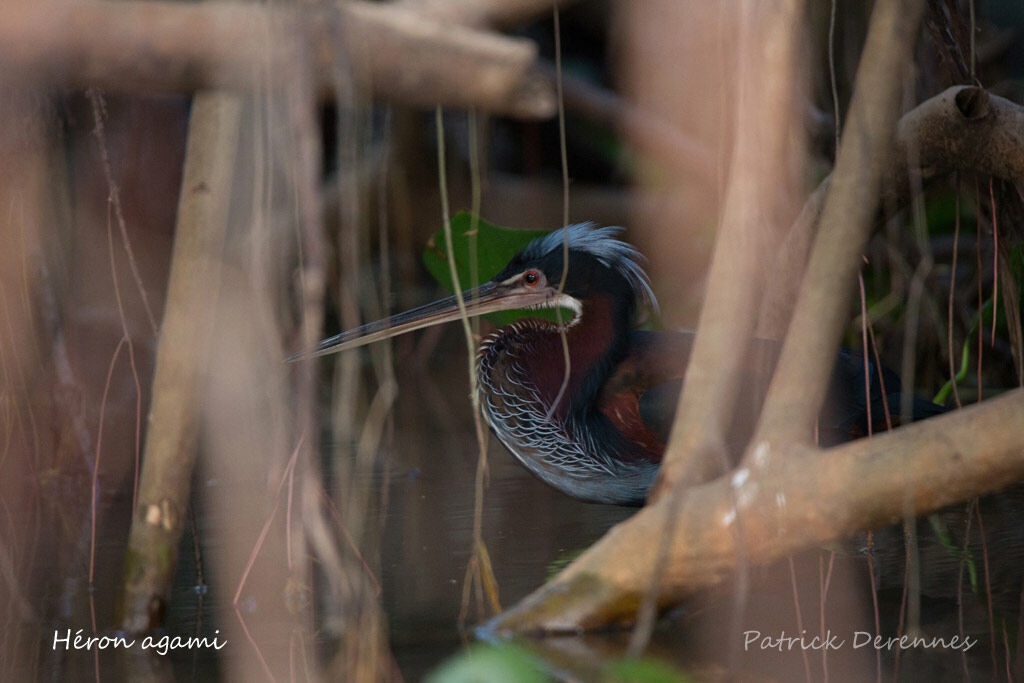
[425,643,550,683]
[422,211,574,327]
[603,656,693,683]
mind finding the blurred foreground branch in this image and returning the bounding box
[652,0,808,497]
[118,92,241,634]
[397,0,580,29]
[0,90,51,682]
[0,0,554,118]
[750,0,926,450]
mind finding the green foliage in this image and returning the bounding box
[425,642,693,683]
[926,514,979,594]
[544,548,586,580]
[933,337,972,406]
[425,643,550,683]
[602,656,693,683]
[1009,242,1024,311]
[923,191,969,235]
[422,211,574,326]
[933,296,997,406]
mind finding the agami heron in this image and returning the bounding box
[303,224,940,505]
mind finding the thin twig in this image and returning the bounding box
[546,4,572,424]
[819,552,835,683]
[233,436,303,605]
[989,178,998,346]
[859,273,873,436]
[90,336,125,586]
[828,0,840,149]
[233,605,278,682]
[436,106,501,623]
[975,505,997,674]
[88,90,160,337]
[787,556,813,683]
[949,182,963,408]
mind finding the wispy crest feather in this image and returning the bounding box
[524,223,659,312]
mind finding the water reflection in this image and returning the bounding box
[369,328,633,675]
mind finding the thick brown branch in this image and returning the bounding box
[0,0,554,118]
[485,388,1024,634]
[887,85,1024,195]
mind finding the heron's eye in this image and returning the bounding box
[523,270,540,286]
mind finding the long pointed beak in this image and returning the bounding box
[288,281,558,361]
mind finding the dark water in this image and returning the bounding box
[362,339,639,676]
[23,330,636,680]
[20,326,1024,682]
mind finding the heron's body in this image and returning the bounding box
[478,321,665,505]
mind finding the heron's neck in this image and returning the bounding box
[526,294,632,420]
